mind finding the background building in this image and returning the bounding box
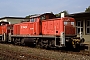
[68,12,90,43]
[0,17,29,24]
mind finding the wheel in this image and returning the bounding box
[21,38,25,46]
[14,39,17,45]
[73,44,80,52]
[14,38,20,45]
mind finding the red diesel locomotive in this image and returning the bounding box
[0,13,84,49]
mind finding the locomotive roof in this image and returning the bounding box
[30,13,55,18]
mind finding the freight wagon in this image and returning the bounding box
[0,13,84,49]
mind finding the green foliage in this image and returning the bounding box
[55,10,68,18]
[25,15,31,18]
[85,6,90,12]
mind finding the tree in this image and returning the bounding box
[25,15,31,18]
[55,10,68,18]
[85,6,90,12]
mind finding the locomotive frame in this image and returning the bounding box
[0,13,85,50]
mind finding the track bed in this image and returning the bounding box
[0,43,90,60]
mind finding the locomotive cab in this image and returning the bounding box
[63,17,76,37]
[56,17,77,47]
[62,17,85,49]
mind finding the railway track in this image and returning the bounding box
[57,50,90,56]
[0,49,52,60]
[0,46,52,60]
[0,43,90,60]
[51,47,90,57]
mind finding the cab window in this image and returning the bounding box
[40,15,46,20]
[30,18,36,22]
[64,21,74,26]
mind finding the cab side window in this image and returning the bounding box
[40,15,46,20]
[30,18,36,22]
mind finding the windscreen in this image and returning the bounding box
[64,21,75,35]
[64,21,74,26]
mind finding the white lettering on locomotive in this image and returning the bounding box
[30,28,34,30]
[21,26,27,29]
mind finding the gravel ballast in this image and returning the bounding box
[0,43,90,60]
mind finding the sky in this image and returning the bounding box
[0,0,90,18]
